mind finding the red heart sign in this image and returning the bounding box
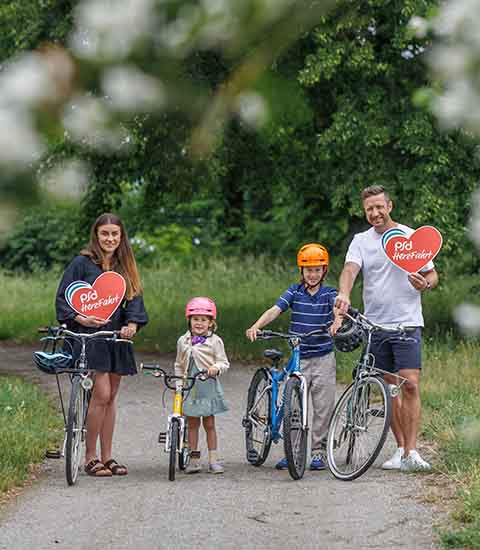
[383,226,443,273]
[65,272,126,321]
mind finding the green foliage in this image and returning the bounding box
[0,0,74,61]
[0,376,62,492]
[1,0,478,276]
[76,0,479,274]
[419,340,480,548]
[131,225,200,266]
[0,204,83,272]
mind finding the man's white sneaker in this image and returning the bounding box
[381,447,404,470]
[400,450,431,472]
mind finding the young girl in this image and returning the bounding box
[174,297,229,474]
[56,213,148,477]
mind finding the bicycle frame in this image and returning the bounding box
[163,379,187,454]
[344,310,411,394]
[246,336,308,443]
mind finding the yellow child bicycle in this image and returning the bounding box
[140,363,207,481]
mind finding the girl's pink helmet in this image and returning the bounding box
[185,297,217,319]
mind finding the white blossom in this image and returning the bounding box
[455,303,480,336]
[102,66,165,112]
[0,108,44,166]
[236,92,268,128]
[408,16,428,39]
[0,53,55,107]
[70,0,157,61]
[63,95,129,150]
[39,160,90,200]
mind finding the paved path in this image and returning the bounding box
[0,344,439,550]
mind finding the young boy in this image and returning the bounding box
[246,243,341,470]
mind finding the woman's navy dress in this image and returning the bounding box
[55,255,148,375]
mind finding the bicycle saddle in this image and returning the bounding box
[263,349,283,362]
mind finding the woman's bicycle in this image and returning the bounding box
[139,363,207,481]
[327,307,413,481]
[242,328,327,480]
[33,326,131,486]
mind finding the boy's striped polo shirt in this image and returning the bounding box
[275,283,337,358]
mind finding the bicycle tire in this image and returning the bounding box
[283,377,307,480]
[327,376,391,481]
[178,423,189,471]
[244,368,272,466]
[169,418,179,481]
[65,377,85,486]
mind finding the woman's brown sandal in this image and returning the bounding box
[84,459,113,477]
[104,459,128,476]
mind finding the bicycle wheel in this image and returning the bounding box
[244,369,272,466]
[283,377,307,480]
[178,422,189,471]
[169,418,179,481]
[65,377,86,486]
[327,376,391,481]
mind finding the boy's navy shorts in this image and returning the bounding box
[369,327,422,373]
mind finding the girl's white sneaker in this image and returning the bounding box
[208,462,224,474]
[185,461,201,474]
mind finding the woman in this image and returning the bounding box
[56,213,148,477]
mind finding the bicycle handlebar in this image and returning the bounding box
[38,326,132,344]
[139,363,208,391]
[257,328,329,341]
[344,307,416,335]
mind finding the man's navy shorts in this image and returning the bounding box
[369,327,422,373]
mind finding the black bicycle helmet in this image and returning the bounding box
[33,351,73,374]
[334,318,365,353]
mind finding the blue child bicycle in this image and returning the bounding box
[242,328,325,480]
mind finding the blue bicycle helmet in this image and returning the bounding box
[334,318,365,353]
[33,351,73,374]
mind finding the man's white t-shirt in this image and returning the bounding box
[345,224,434,327]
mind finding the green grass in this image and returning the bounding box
[0,376,62,493]
[0,258,354,358]
[420,339,480,549]
[1,259,477,357]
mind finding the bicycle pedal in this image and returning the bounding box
[45,449,62,459]
[247,449,259,462]
[158,432,167,444]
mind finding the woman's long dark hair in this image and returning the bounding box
[81,213,142,299]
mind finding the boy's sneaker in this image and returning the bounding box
[310,455,327,471]
[208,462,224,474]
[185,461,201,474]
[275,457,288,470]
[400,450,431,472]
[381,447,404,470]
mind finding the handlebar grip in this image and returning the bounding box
[347,306,359,317]
[38,327,50,334]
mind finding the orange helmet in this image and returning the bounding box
[297,243,329,267]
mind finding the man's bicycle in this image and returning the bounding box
[243,328,327,480]
[326,307,413,481]
[139,363,207,481]
[33,326,131,486]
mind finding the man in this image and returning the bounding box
[335,185,438,471]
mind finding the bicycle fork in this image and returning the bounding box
[299,375,309,430]
[160,390,186,452]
